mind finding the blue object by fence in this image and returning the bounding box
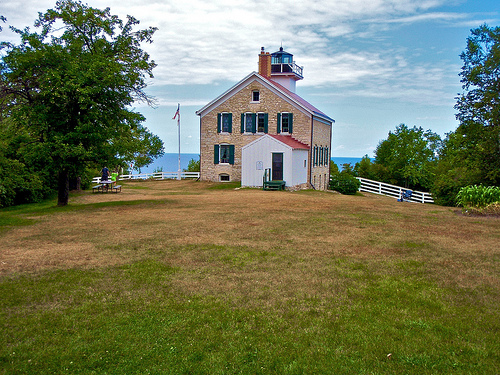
[397,190,413,202]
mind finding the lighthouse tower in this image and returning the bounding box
[258,47,304,93]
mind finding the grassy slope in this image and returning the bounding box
[1,180,499,374]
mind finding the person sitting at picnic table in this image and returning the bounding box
[101,166,110,181]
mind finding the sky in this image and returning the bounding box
[1,0,499,157]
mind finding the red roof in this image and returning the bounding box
[268,134,310,150]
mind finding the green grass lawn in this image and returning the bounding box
[1,181,499,374]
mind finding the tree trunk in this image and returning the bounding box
[57,169,70,206]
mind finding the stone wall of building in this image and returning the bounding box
[310,119,332,191]
[199,78,332,190]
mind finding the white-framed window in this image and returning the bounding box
[219,174,230,182]
[281,113,290,133]
[252,90,260,102]
[217,112,232,133]
[244,113,254,133]
[277,112,293,134]
[214,144,235,165]
[241,112,268,134]
[220,144,231,164]
[257,113,268,133]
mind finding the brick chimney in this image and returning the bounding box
[258,47,271,78]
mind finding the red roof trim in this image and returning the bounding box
[268,134,310,150]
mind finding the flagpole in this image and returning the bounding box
[173,103,181,180]
[177,103,181,180]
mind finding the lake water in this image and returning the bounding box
[331,157,364,170]
[138,153,200,173]
[140,154,365,173]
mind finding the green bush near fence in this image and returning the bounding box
[329,173,361,195]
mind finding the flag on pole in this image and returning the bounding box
[172,104,180,120]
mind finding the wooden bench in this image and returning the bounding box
[112,185,122,193]
[263,180,286,191]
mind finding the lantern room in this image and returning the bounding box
[259,47,303,92]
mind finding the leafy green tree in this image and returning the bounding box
[433,25,500,205]
[456,25,500,131]
[329,160,339,176]
[184,158,200,172]
[0,0,163,206]
[455,24,500,182]
[374,124,441,190]
[353,155,373,179]
[0,118,48,207]
[339,163,354,175]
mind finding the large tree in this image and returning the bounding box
[0,1,163,206]
[433,24,500,205]
[373,124,441,190]
[453,24,500,184]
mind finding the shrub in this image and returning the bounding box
[329,173,361,195]
[456,185,500,210]
[184,158,200,172]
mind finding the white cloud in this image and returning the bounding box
[0,0,484,156]
[1,0,457,88]
[375,11,467,24]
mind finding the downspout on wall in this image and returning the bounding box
[309,116,315,190]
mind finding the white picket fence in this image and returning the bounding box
[356,177,434,204]
[93,171,200,183]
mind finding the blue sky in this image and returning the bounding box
[2,0,499,157]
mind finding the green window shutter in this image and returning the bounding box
[229,145,235,165]
[252,113,257,133]
[214,145,220,164]
[264,113,268,133]
[277,113,281,133]
[288,113,293,133]
[217,113,221,133]
[228,113,233,133]
[241,114,245,133]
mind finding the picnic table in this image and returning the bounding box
[92,180,122,193]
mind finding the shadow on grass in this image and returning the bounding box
[0,199,175,232]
